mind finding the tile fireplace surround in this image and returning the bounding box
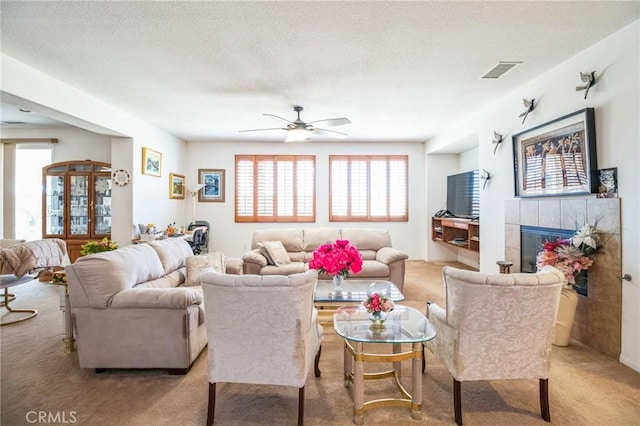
[504,197,622,358]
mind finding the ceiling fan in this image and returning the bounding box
[239,106,351,142]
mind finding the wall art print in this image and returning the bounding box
[512,108,597,198]
[169,172,185,199]
[198,169,225,202]
[597,167,618,198]
[142,147,162,177]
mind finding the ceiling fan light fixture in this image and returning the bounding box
[285,128,311,142]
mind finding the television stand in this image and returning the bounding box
[431,217,479,252]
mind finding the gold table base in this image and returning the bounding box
[343,340,423,424]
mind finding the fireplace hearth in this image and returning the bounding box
[504,197,622,359]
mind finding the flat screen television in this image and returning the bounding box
[446,170,480,219]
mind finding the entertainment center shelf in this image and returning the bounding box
[431,217,479,252]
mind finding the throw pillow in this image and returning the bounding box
[262,240,291,267]
[186,252,226,286]
[257,242,275,265]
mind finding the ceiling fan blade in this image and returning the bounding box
[263,113,294,124]
[238,127,287,133]
[307,117,351,127]
[312,127,348,138]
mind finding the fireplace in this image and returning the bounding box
[520,226,574,273]
[505,197,622,359]
[519,226,588,295]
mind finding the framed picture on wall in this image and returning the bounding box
[142,147,162,177]
[512,108,597,198]
[198,169,225,202]
[169,172,185,199]
[597,167,618,198]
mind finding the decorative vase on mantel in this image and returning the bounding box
[553,286,579,347]
[368,310,387,330]
[333,275,344,292]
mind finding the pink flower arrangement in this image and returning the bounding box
[536,225,600,285]
[362,292,394,314]
[308,239,363,278]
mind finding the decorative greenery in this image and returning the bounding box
[80,237,118,256]
[308,239,363,278]
[362,292,394,314]
[536,224,601,285]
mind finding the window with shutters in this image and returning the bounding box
[329,155,408,222]
[235,155,316,222]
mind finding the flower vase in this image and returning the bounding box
[553,286,579,347]
[368,310,387,330]
[333,275,344,292]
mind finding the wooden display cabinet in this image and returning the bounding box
[42,161,112,262]
[432,217,479,253]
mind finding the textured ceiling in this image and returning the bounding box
[1,1,638,144]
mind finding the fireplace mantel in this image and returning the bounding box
[504,197,622,358]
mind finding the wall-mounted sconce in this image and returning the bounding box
[519,98,535,124]
[576,71,596,99]
[481,169,491,190]
[492,131,503,155]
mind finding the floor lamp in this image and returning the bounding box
[186,184,205,226]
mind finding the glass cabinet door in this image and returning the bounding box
[44,175,65,235]
[93,174,112,236]
[69,174,89,236]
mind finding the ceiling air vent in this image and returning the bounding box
[481,61,522,79]
[1,121,27,125]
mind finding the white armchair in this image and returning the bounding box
[423,265,565,425]
[200,269,323,426]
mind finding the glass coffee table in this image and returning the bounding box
[313,280,404,328]
[333,304,437,424]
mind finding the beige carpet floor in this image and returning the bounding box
[2,260,639,425]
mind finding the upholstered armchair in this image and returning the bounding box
[200,269,323,426]
[423,265,565,425]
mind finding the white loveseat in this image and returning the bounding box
[242,228,409,291]
[65,238,227,374]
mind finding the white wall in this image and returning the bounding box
[426,21,640,372]
[0,126,111,163]
[1,54,186,246]
[185,141,426,259]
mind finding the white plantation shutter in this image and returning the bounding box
[350,159,368,217]
[276,159,293,216]
[369,159,387,217]
[296,159,315,217]
[389,158,407,217]
[329,155,408,222]
[330,159,349,217]
[236,158,254,217]
[256,159,274,217]
[235,155,315,222]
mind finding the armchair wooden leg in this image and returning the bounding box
[540,378,551,422]
[207,383,216,425]
[298,386,305,426]
[314,345,322,377]
[454,379,463,425]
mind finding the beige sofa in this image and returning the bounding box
[242,228,409,291]
[65,238,229,374]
